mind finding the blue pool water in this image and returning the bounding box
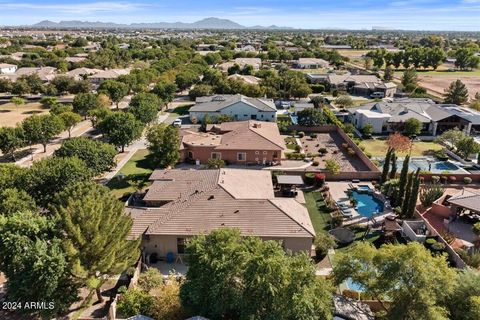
[351,190,384,218]
[409,159,460,173]
[346,278,365,292]
[290,114,298,125]
[356,185,372,192]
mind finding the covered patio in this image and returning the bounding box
[276,175,304,197]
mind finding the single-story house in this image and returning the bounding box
[219,58,262,72]
[327,74,397,97]
[189,94,277,123]
[294,58,330,69]
[66,67,102,81]
[0,66,57,82]
[88,68,130,84]
[349,98,480,135]
[126,168,316,258]
[0,63,17,74]
[180,120,285,165]
[227,74,261,85]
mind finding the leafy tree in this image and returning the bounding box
[387,132,412,153]
[50,103,73,115]
[335,95,354,108]
[73,92,101,118]
[22,156,93,206]
[314,232,337,259]
[444,79,469,105]
[435,128,465,150]
[50,182,140,302]
[0,125,24,161]
[10,96,25,111]
[204,158,226,169]
[129,93,160,124]
[175,69,199,91]
[456,136,480,159]
[98,80,129,109]
[40,96,59,108]
[325,159,340,175]
[180,228,333,320]
[152,80,177,106]
[0,78,13,93]
[98,112,143,152]
[189,84,213,99]
[11,80,30,95]
[0,164,25,190]
[51,75,75,94]
[59,111,82,138]
[361,123,374,137]
[138,268,164,293]
[447,269,480,320]
[117,287,155,318]
[69,79,92,94]
[146,123,180,168]
[406,169,421,218]
[401,172,414,216]
[55,137,117,175]
[403,118,422,137]
[297,108,325,126]
[334,242,457,320]
[0,188,36,216]
[87,106,112,127]
[0,211,79,318]
[22,114,64,152]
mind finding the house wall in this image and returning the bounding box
[351,112,388,133]
[189,101,277,123]
[182,145,282,165]
[0,65,17,74]
[430,194,453,218]
[142,234,312,258]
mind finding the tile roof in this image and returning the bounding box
[127,169,315,239]
[447,188,480,212]
[191,94,276,112]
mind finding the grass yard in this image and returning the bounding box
[170,104,193,116]
[360,139,443,157]
[284,136,298,150]
[106,149,156,199]
[304,191,332,233]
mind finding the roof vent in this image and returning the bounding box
[208,195,215,200]
[212,95,226,101]
[252,123,261,128]
[234,209,239,214]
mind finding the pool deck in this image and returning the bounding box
[327,181,393,226]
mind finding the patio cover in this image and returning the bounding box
[277,175,304,185]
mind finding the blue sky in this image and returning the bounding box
[0,0,480,30]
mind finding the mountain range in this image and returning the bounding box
[31,17,293,30]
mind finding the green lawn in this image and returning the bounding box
[106,149,156,199]
[170,104,193,116]
[304,191,332,233]
[360,139,443,157]
[284,137,298,150]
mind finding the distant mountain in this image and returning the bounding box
[32,17,293,30]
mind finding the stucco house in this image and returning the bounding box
[218,58,262,72]
[127,169,315,259]
[88,68,130,84]
[189,94,277,123]
[294,58,330,69]
[0,63,17,74]
[180,120,285,165]
[349,98,480,135]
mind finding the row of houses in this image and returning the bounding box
[349,98,480,135]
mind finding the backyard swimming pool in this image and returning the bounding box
[381,158,468,174]
[346,277,365,292]
[350,190,384,218]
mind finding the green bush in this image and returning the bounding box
[425,238,437,247]
[310,133,318,139]
[431,176,440,183]
[312,161,320,166]
[318,147,328,154]
[314,232,337,259]
[305,172,316,185]
[464,177,472,184]
[298,131,305,138]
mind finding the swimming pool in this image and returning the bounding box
[350,190,384,218]
[356,185,372,192]
[409,159,460,173]
[346,278,365,292]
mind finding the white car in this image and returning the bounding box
[172,119,182,127]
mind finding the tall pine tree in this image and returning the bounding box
[402,172,414,217]
[406,169,421,218]
[50,181,140,302]
[396,155,410,207]
[389,151,398,180]
[382,148,392,183]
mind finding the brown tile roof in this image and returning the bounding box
[447,188,480,212]
[128,169,315,239]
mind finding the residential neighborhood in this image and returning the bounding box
[0,2,480,320]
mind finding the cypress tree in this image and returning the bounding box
[406,169,421,218]
[389,151,397,180]
[402,172,414,217]
[396,155,410,206]
[381,148,392,183]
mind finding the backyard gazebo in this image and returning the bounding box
[277,175,304,197]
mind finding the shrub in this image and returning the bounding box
[295,145,301,152]
[138,268,164,292]
[420,184,444,207]
[435,150,449,161]
[298,131,305,138]
[432,176,440,183]
[314,232,337,259]
[312,161,320,166]
[365,152,372,158]
[117,287,155,318]
[310,133,318,139]
[359,145,366,151]
[431,242,446,251]
[347,148,356,156]
[440,176,448,183]
[318,147,328,154]
[425,238,437,247]
[464,177,472,184]
[305,172,316,185]
[342,143,349,149]
[472,222,480,236]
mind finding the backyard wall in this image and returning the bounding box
[286,125,381,180]
[421,173,480,183]
[431,194,453,218]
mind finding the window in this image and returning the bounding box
[237,153,246,161]
[251,115,257,120]
[261,114,264,118]
[211,152,221,160]
[255,151,259,155]
[177,238,186,254]
[263,151,267,155]
[187,151,194,159]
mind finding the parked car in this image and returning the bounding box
[172,118,182,127]
[370,92,385,99]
